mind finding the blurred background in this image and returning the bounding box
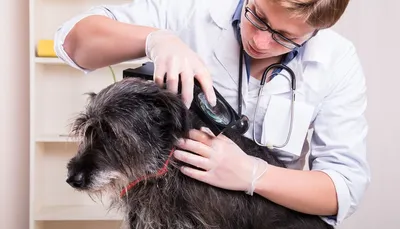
[0,0,399,228]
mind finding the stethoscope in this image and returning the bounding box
[237,45,296,149]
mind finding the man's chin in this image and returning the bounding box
[245,51,273,60]
[244,47,272,59]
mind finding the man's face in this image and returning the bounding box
[240,0,316,59]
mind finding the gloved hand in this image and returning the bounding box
[145,29,217,108]
[173,127,269,195]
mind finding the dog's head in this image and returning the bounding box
[66,77,189,197]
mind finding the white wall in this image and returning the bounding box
[332,0,400,228]
[0,0,398,229]
[0,0,30,229]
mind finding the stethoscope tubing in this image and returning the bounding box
[252,64,296,149]
[237,44,296,149]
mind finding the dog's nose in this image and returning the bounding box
[66,172,85,188]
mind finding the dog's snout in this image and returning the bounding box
[66,172,85,188]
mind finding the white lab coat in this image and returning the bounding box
[54,0,371,226]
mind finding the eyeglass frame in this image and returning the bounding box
[243,0,318,50]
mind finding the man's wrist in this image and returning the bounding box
[144,29,177,60]
[253,163,274,195]
[245,156,269,196]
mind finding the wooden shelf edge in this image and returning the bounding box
[35,57,150,66]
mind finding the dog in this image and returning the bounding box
[66,77,334,229]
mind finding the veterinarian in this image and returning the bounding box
[54,0,370,226]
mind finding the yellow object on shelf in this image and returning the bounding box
[37,39,57,57]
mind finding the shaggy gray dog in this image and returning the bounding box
[66,77,334,229]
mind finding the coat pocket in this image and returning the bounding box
[260,95,315,157]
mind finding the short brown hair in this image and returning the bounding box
[272,0,350,29]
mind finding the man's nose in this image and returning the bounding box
[252,30,275,50]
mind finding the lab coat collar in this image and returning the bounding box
[232,0,244,24]
[212,25,242,86]
[299,29,333,67]
[209,0,238,30]
[209,0,244,87]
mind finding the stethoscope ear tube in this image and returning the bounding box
[260,63,296,91]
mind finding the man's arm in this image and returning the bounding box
[62,15,157,70]
[256,43,370,226]
[254,165,338,216]
[54,1,217,106]
[54,1,185,72]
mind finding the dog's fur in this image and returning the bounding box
[66,77,334,229]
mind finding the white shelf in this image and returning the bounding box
[30,0,138,228]
[35,205,123,221]
[35,57,150,66]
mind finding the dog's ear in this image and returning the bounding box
[85,92,97,102]
[153,91,191,140]
[69,92,98,137]
[170,95,191,139]
[174,101,190,137]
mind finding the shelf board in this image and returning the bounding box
[35,57,150,66]
[35,205,123,221]
[36,134,81,143]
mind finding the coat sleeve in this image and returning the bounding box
[53,0,201,72]
[309,44,371,226]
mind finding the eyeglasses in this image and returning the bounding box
[244,1,317,50]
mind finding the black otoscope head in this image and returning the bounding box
[122,62,249,136]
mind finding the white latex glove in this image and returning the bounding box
[174,127,269,195]
[145,29,217,108]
